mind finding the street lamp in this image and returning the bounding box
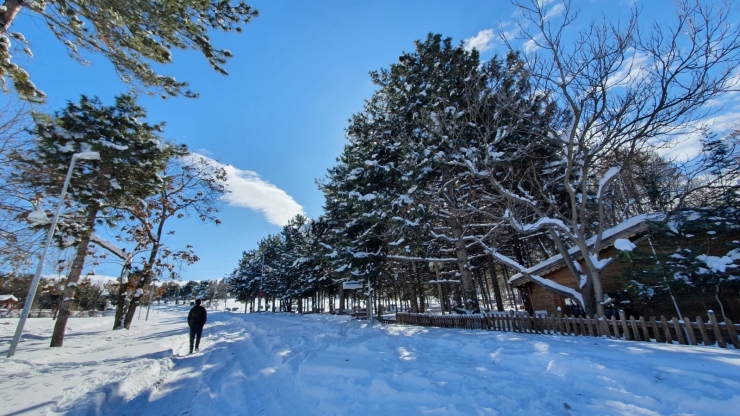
[7,151,100,358]
[145,277,157,321]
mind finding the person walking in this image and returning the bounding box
[188,299,208,354]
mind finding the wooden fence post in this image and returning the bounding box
[610,316,620,340]
[671,317,686,345]
[660,316,673,344]
[563,314,572,336]
[556,311,563,335]
[650,317,662,343]
[619,310,631,340]
[724,317,740,349]
[684,318,698,346]
[708,311,727,348]
[639,317,651,342]
[695,316,711,346]
[629,316,641,341]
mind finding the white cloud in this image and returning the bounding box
[542,3,565,22]
[187,153,306,227]
[523,33,544,54]
[464,29,495,53]
[192,148,213,157]
[605,50,650,88]
[656,105,740,161]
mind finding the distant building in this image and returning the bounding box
[0,294,19,311]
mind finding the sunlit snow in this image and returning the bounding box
[3,302,738,415]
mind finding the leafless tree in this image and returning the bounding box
[0,97,44,274]
[482,0,740,315]
[112,153,228,329]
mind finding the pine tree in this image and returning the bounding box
[318,34,556,312]
[23,94,173,347]
[0,1,258,101]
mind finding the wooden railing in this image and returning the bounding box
[393,310,740,349]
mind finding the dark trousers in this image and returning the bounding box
[189,324,204,351]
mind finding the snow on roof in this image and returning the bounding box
[0,295,18,302]
[508,213,662,288]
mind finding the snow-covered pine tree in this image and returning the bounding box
[318,122,396,315]
[319,34,484,311]
[322,34,559,313]
[0,1,258,101]
[276,214,327,312]
[227,249,262,310]
[25,94,172,347]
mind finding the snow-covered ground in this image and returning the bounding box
[2,302,739,415]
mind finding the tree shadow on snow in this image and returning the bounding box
[61,343,257,416]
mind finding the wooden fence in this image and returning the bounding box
[393,310,740,349]
[1,309,109,318]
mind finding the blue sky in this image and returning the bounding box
[11,0,733,281]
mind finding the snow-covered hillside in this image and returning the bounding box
[1,304,739,415]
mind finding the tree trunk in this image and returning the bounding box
[715,285,727,321]
[450,215,479,312]
[549,228,590,311]
[112,269,131,329]
[338,285,345,314]
[583,270,599,316]
[410,280,419,313]
[50,208,98,347]
[488,256,504,311]
[122,282,146,329]
[412,263,424,313]
[476,270,491,311]
[0,0,23,37]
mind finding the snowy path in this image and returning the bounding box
[2,306,740,415]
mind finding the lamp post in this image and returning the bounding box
[145,278,156,321]
[7,151,100,358]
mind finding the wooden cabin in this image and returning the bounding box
[0,294,19,312]
[508,215,740,320]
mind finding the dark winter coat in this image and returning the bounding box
[188,305,208,327]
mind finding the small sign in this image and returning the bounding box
[342,281,363,290]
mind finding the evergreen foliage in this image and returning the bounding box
[0,0,259,101]
[623,206,740,319]
[19,94,175,346]
[227,214,331,312]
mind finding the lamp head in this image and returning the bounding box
[27,209,50,225]
[74,151,101,161]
